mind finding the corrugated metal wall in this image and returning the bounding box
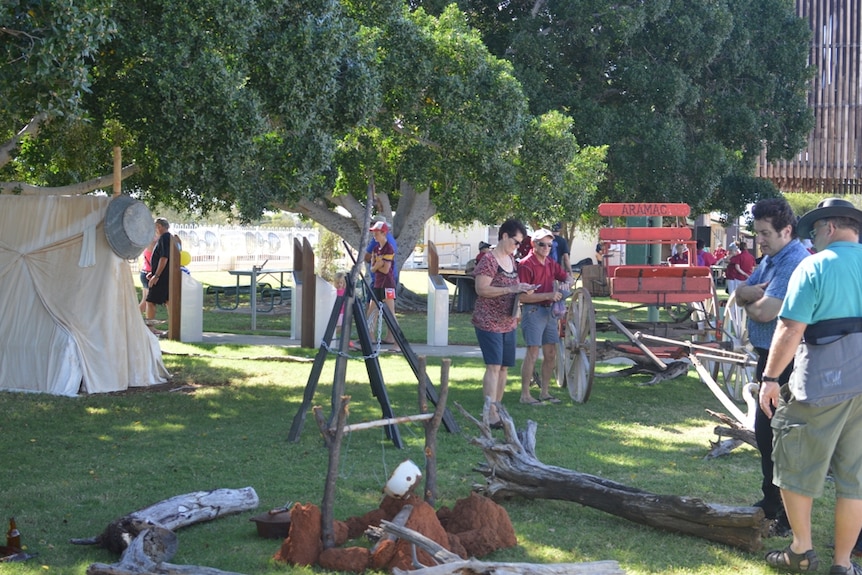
[757,0,862,193]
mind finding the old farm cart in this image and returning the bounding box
[558,202,751,403]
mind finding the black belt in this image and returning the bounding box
[804,317,862,344]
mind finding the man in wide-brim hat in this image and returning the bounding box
[759,197,862,575]
[795,197,862,241]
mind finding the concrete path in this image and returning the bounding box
[200,332,527,360]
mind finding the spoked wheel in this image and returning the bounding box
[561,287,597,403]
[718,290,757,401]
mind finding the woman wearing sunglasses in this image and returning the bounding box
[472,218,536,429]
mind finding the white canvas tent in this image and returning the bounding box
[0,195,170,396]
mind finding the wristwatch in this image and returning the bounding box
[761,375,780,383]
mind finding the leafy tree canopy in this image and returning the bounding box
[2,0,606,272]
[424,0,814,219]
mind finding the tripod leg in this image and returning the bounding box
[287,293,344,442]
[351,297,403,448]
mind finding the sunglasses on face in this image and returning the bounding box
[535,241,553,248]
[809,221,829,239]
[511,237,522,246]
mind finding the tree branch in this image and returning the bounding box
[0,112,49,168]
[0,164,140,196]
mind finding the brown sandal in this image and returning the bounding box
[765,546,819,573]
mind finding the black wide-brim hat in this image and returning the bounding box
[796,198,862,239]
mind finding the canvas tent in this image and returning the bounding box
[0,195,170,396]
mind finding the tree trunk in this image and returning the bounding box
[457,405,767,552]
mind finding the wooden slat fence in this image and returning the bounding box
[758,0,862,194]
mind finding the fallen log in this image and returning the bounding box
[382,521,625,575]
[71,487,259,553]
[457,403,767,552]
[73,488,259,575]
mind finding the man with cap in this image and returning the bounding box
[517,228,572,404]
[365,220,399,349]
[734,197,810,536]
[759,198,862,575]
[550,223,571,272]
[467,241,492,275]
[365,215,398,288]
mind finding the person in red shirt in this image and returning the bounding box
[725,241,756,293]
[696,239,717,267]
[517,228,572,405]
[668,243,690,265]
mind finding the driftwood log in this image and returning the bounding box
[382,520,626,575]
[71,488,259,575]
[71,487,260,553]
[457,403,767,552]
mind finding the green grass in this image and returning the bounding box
[2,271,837,574]
[0,338,842,575]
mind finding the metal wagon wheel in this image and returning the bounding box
[717,290,757,401]
[558,287,597,403]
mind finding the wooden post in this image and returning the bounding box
[422,357,449,507]
[321,395,350,550]
[427,241,439,276]
[112,146,122,197]
[301,237,315,348]
[168,235,182,340]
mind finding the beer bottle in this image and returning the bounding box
[6,517,20,549]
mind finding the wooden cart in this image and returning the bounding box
[557,202,747,403]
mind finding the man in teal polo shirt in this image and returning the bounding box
[760,198,862,575]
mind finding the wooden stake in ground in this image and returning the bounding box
[457,404,768,552]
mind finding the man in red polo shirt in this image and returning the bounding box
[517,228,572,404]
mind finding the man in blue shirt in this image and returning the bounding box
[550,223,570,272]
[733,198,810,536]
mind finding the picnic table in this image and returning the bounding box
[207,267,291,330]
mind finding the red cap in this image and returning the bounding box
[370,221,389,233]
